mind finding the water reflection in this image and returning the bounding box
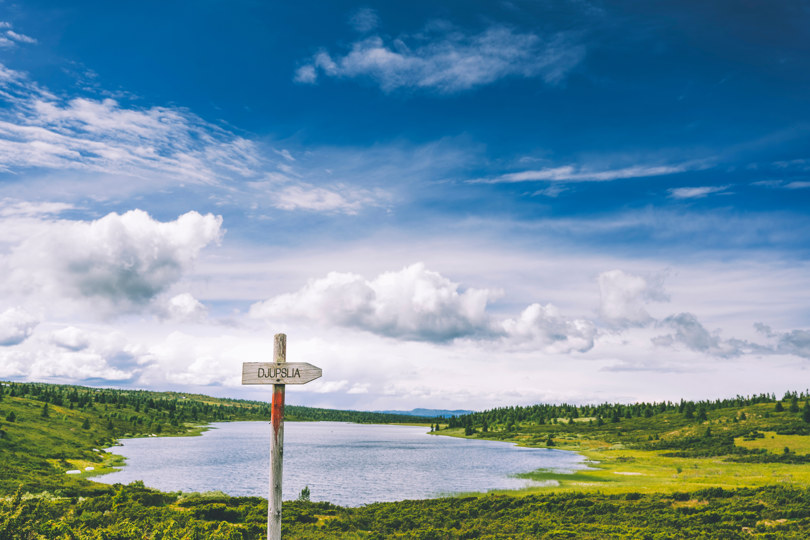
[98,422,586,506]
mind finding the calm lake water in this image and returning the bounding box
[97,422,586,506]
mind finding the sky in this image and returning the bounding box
[0,0,808,411]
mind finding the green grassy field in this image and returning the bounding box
[435,397,810,498]
[2,382,810,538]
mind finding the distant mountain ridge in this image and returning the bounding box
[375,408,475,418]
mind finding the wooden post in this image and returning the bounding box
[269,333,286,540]
[240,334,321,540]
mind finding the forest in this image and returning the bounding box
[1,381,810,538]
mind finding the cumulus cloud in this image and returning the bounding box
[775,329,810,358]
[598,269,667,327]
[6,210,222,311]
[250,263,499,342]
[158,293,208,322]
[0,325,149,382]
[0,307,39,346]
[295,24,584,93]
[653,313,752,357]
[755,323,810,358]
[50,326,92,351]
[501,303,595,353]
[250,262,597,351]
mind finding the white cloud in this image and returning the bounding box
[0,307,39,346]
[598,269,667,327]
[652,313,753,357]
[349,8,380,33]
[0,199,75,218]
[296,25,584,93]
[148,331,276,386]
[0,23,36,48]
[309,379,351,393]
[273,148,295,162]
[294,65,318,84]
[158,293,208,322]
[249,262,600,351]
[271,183,383,214]
[250,263,500,342]
[6,30,36,45]
[0,68,264,184]
[775,329,810,358]
[755,323,810,359]
[50,326,92,351]
[501,303,596,353]
[475,164,692,184]
[5,210,222,312]
[1,324,149,382]
[668,185,729,199]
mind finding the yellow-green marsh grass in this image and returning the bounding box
[734,431,810,455]
[441,431,810,497]
[516,446,810,495]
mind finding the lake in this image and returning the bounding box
[97,422,587,506]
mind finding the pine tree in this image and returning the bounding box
[789,396,799,413]
[297,486,311,502]
[803,402,810,424]
[683,402,695,419]
[41,403,49,418]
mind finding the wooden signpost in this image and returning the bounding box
[242,334,322,540]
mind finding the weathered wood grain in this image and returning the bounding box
[241,362,322,385]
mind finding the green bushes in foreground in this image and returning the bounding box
[2,483,810,539]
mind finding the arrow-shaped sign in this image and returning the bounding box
[241,362,322,385]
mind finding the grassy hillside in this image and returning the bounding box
[434,392,810,496]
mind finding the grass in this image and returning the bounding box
[735,431,810,455]
[436,401,810,498]
[509,446,810,495]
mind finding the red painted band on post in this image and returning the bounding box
[271,386,285,435]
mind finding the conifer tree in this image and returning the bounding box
[789,396,799,413]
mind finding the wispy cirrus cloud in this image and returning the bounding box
[295,24,585,93]
[0,22,37,49]
[0,75,263,184]
[474,163,696,184]
[271,183,386,215]
[668,185,729,199]
[349,8,380,33]
[0,62,391,215]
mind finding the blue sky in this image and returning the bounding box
[0,0,808,409]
